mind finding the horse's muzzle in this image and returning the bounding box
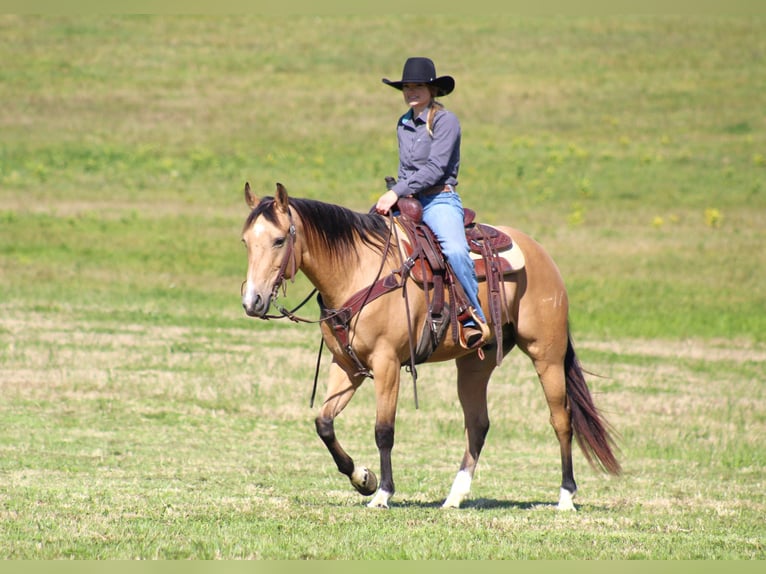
[242,288,271,318]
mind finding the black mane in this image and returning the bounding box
[244,197,390,265]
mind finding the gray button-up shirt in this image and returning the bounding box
[390,106,461,198]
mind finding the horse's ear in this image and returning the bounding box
[244,182,259,209]
[274,182,289,213]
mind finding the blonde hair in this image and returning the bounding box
[426,97,444,138]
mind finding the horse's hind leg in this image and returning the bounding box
[443,353,495,508]
[533,356,577,510]
[315,362,378,498]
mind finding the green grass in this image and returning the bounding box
[1,311,763,558]
[0,15,764,559]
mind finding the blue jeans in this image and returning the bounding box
[420,191,486,323]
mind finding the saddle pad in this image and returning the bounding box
[470,239,525,275]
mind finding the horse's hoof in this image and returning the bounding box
[350,466,378,496]
[367,489,391,509]
[556,487,577,511]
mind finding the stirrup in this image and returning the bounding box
[459,308,490,350]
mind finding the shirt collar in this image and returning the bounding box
[402,106,430,126]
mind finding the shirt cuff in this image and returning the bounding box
[391,182,411,197]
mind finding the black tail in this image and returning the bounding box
[565,331,622,475]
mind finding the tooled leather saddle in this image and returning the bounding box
[394,195,520,366]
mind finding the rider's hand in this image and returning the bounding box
[375,190,399,215]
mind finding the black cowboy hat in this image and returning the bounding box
[382,57,455,97]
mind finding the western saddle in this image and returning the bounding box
[394,196,518,367]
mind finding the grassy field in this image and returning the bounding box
[0,15,764,559]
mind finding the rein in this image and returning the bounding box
[247,206,420,408]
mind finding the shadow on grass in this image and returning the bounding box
[393,498,571,510]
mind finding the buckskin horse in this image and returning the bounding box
[241,182,620,509]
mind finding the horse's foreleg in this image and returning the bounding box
[443,354,494,508]
[366,357,401,509]
[315,362,378,497]
[535,359,577,510]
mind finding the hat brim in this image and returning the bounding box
[382,76,455,97]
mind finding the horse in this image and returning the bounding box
[241,182,621,509]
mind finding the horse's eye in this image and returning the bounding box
[273,237,286,248]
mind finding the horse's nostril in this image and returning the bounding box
[242,291,266,317]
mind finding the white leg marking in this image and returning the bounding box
[443,470,473,508]
[367,489,392,509]
[557,487,576,511]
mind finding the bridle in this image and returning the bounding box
[272,210,298,302]
[241,206,317,323]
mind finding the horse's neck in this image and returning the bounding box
[301,245,397,310]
